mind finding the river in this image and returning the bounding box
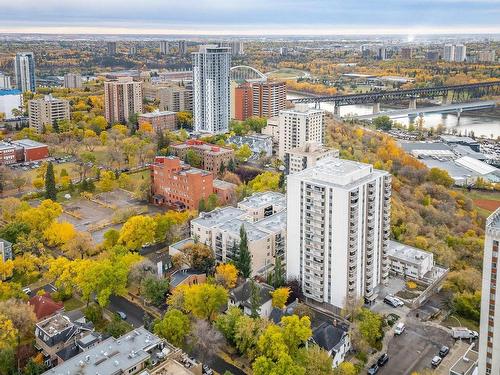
[287,93,500,139]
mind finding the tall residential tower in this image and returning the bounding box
[14,52,36,93]
[478,209,500,375]
[192,45,231,134]
[104,77,143,124]
[286,157,391,312]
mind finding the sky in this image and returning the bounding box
[1,0,500,35]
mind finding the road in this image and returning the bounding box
[107,295,149,328]
[377,318,454,375]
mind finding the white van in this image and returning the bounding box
[394,322,406,335]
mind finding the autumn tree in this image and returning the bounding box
[173,242,215,274]
[62,231,97,259]
[154,308,191,347]
[0,299,37,344]
[296,345,333,375]
[271,287,291,309]
[215,263,238,289]
[248,171,281,192]
[333,361,357,375]
[118,215,157,250]
[427,168,454,188]
[182,283,228,321]
[128,259,155,294]
[233,315,269,359]
[215,306,243,345]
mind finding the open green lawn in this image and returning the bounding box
[267,68,309,79]
[454,188,500,218]
[63,297,84,311]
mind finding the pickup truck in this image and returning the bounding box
[451,327,479,339]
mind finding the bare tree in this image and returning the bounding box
[188,319,224,365]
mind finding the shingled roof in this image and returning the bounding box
[29,293,64,321]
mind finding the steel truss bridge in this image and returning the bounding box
[290,81,500,108]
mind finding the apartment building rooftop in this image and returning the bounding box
[0,141,15,151]
[191,206,246,228]
[43,327,161,375]
[37,314,73,337]
[280,105,325,115]
[388,240,433,266]
[219,218,269,241]
[288,142,336,157]
[238,191,286,210]
[138,110,176,118]
[487,207,500,230]
[12,139,47,149]
[292,157,388,188]
[172,140,233,155]
[256,209,287,233]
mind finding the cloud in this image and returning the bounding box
[1,0,499,34]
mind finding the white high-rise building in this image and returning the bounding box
[443,44,455,62]
[64,73,82,89]
[478,50,496,63]
[278,105,325,159]
[230,41,244,56]
[14,52,36,93]
[0,73,11,89]
[192,45,231,134]
[454,44,467,62]
[160,41,169,55]
[286,157,392,312]
[478,209,500,375]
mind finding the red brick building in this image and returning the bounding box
[12,139,49,162]
[0,142,16,165]
[234,83,253,121]
[233,81,286,121]
[151,156,236,210]
[169,140,234,175]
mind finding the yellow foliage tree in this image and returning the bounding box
[0,260,14,280]
[17,199,63,233]
[43,221,77,247]
[118,215,157,250]
[138,121,153,133]
[96,170,118,192]
[215,263,238,289]
[271,287,290,309]
[0,314,17,349]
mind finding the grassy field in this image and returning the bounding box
[267,68,309,80]
[63,297,84,311]
[454,188,500,218]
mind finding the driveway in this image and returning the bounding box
[377,318,454,375]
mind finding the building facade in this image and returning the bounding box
[14,52,36,93]
[160,41,169,55]
[252,81,287,118]
[0,73,11,89]
[285,142,339,174]
[178,40,187,55]
[150,156,215,210]
[104,77,143,124]
[0,89,22,120]
[478,208,500,375]
[107,41,117,55]
[192,45,231,134]
[143,83,193,112]
[278,105,325,159]
[138,110,177,132]
[234,83,253,121]
[401,48,413,60]
[170,140,234,174]
[29,95,70,133]
[286,157,391,312]
[63,73,82,89]
[189,192,287,277]
[443,44,455,62]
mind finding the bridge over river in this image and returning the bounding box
[352,100,497,121]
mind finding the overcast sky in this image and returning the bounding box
[1,0,499,34]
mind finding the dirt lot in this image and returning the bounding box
[473,198,500,212]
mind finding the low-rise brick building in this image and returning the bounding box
[138,110,177,133]
[150,156,236,210]
[170,140,234,174]
[12,139,49,161]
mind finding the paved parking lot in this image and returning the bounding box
[377,318,454,375]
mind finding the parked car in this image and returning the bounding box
[394,322,406,335]
[451,327,479,340]
[439,346,450,357]
[22,287,31,295]
[384,294,404,307]
[377,353,389,366]
[367,363,379,375]
[202,364,214,375]
[431,355,442,368]
[116,311,127,320]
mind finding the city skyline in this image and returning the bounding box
[1,0,500,35]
